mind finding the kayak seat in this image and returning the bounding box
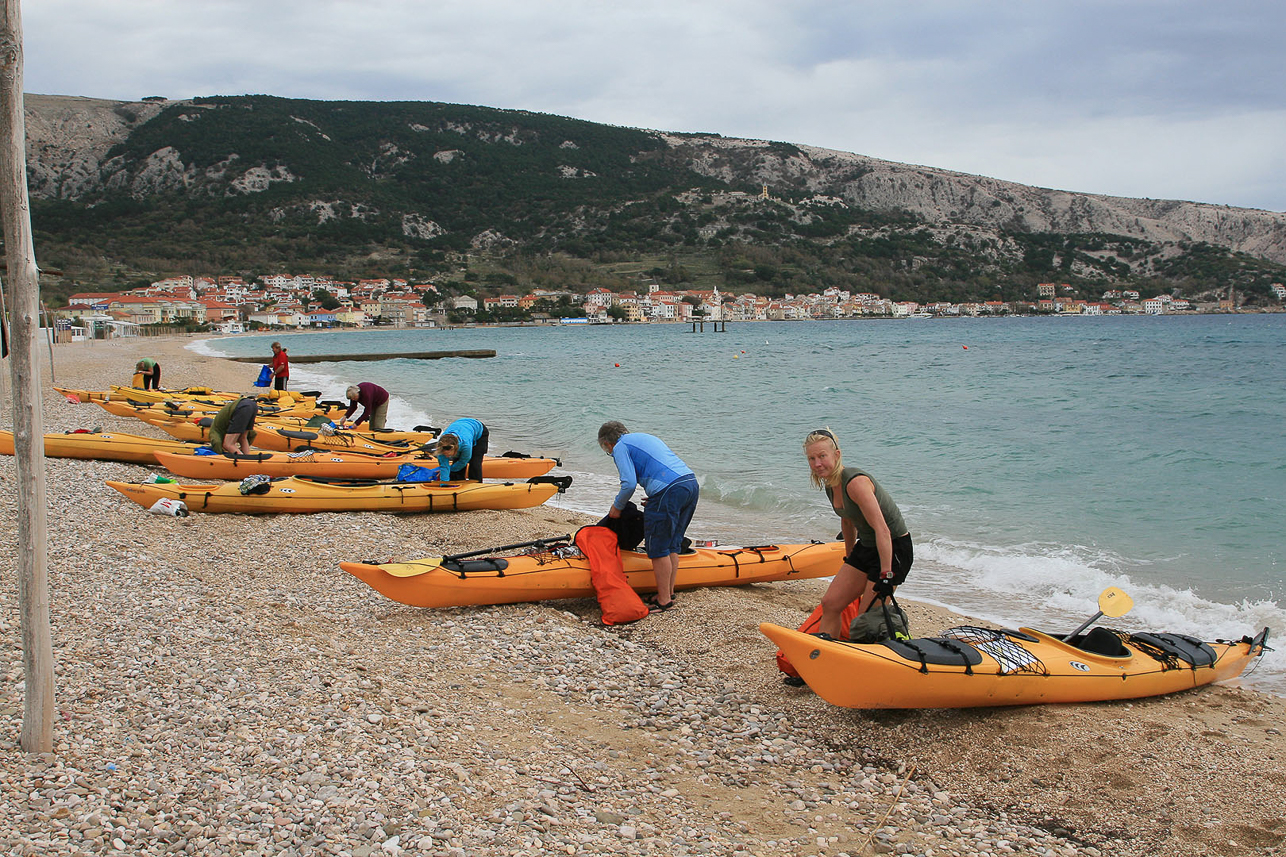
[881,637,984,668]
[196,417,214,428]
[1130,632,1216,667]
[440,558,510,574]
[1075,627,1130,657]
[278,429,320,441]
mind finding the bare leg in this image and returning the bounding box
[651,553,679,605]
[817,563,873,638]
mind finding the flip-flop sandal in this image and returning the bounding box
[647,596,676,612]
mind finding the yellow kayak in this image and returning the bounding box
[153,447,559,481]
[106,474,572,514]
[97,397,346,422]
[146,416,436,451]
[341,540,846,608]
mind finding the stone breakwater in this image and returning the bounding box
[1,337,1284,857]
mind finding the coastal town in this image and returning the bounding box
[52,273,1286,335]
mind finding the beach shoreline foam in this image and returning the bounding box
[1,334,1282,856]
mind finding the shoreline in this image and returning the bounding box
[0,335,1283,857]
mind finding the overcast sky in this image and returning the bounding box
[22,1,1286,212]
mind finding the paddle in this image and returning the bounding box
[382,534,573,578]
[1063,586,1134,641]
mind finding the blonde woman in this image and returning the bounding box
[804,428,913,638]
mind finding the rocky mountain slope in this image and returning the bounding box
[18,94,1286,298]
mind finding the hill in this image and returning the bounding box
[22,93,1286,305]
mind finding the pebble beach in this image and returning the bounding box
[2,335,1284,857]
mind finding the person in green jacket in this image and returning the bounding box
[804,427,913,638]
[209,396,258,455]
[134,358,161,390]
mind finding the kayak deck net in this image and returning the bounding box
[940,627,1048,676]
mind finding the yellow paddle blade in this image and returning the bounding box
[383,558,443,578]
[1098,586,1133,618]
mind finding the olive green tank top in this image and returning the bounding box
[824,466,908,545]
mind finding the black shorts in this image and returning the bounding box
[844,533,913,587]
[465,426,489,481]
[227,398,258,435]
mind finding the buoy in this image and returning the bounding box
[614,363,620,367]
[733,354,739,359]
[962,345,968,350]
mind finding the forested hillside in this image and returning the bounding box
[24,94,1286,305]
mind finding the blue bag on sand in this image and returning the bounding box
[253,365,271,387]
[396,463,440,483]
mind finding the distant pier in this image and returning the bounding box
[691,320,728,332]
[227,349,496,364]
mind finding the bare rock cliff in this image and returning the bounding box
[24,94,168,199]
[663,135,1286,264]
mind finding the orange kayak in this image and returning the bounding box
[0,429,193,465]
[341,541,846,608]
[761,622,1271,709]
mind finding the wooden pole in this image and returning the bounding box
[0,0,55,753]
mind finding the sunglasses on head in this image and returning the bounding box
[810,429,835,441]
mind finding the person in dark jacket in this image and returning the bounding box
[341,382,390,430]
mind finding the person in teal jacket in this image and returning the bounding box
[434,418,489,483]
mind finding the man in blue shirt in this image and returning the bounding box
[598,421,699,611]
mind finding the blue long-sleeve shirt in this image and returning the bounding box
[436,418,486,478]
[610,433,693,511]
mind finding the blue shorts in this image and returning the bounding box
[643,474,699,559]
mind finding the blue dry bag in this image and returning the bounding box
[396,463,440,483]
[253,365,272,387]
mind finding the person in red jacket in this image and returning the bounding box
[269,342,290,391]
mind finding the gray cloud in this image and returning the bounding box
[22,0,1286,210]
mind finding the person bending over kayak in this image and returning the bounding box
[209,396,258,456]
[341,382,389,430]
[804,428,913,639]
[134,358,161,390]
[434,418,489,483]
[598,421,699,612]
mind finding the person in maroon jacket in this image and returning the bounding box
[341,382,390,430]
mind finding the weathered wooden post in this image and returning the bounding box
[0,0,55,753]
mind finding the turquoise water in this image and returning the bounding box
[197,315,1286,693]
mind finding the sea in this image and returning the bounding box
[193,315,1286,695]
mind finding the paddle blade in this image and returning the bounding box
[1098,586,1133,618]
[383,558,442,578]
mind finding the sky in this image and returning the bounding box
[21,0,1286,212]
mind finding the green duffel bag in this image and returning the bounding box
[850,600,911,643]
